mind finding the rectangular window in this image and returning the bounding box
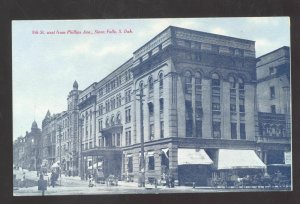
[98,120,102,133]
[212,103,221,111]
[128,157,133,173]
[186,120,193,137]
[99,88,103,97]
[148,103,154,117]
[270,86,275,99]
[117,133,120,146]
[160,121,164,138]
[240,123,246,139]
[148,156,155,170]
[269,67,275,75]
[271,105,276,113]
[212,121,221,138]
[126,131,131,146]
[89,141,92,149]
[149,124,154,140]
[185,101,193,119]
[230,104,236,112]
[159,98,164,114]
[231,123,237,139]
[196,120,202,137]
[239,105,245,113]
[125,108,131,123]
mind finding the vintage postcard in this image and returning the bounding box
[12,17,291,196]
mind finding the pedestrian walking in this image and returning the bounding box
[22,172,26,188]
[50,171,55,188]
[38,174,47,196]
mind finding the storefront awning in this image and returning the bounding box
[178,148,213,165]
[217,149,266,170]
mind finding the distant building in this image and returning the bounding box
[13,121,42,171]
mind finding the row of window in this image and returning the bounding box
[98,90,132,116]
[127,154,157,173]
[176,39,245,57]
[98,69,132,98]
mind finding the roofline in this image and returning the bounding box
[169,25,255,43]
[257,46,290,59]
[95,57,133,86]
[133,25,255,55]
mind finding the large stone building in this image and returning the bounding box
[13,26,291,186]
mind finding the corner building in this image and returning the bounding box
[78,26,270,186]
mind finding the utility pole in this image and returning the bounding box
[137,92,145,187]
[58,125,62,186]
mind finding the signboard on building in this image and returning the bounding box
[284,151,291,165]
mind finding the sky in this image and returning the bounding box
[12,17,290,141]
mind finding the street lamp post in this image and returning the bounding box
[136,92,145,187]
[58,125,62,186]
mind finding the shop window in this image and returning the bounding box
[148,156,155,170]
[128,157,133,173]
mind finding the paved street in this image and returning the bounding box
[13,169,290,196]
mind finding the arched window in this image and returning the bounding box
[159,72,163,89]
[116,113,121,125]
[148,76,154,94]
[195,72,202,85]
[184,71,192,94]
[139,82,144,95]
[212,73,220,86]
[105,117,110,128]
[111,115,115,126]
[238,78,244,90]
[229,76,236,89]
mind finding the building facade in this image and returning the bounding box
[256,46,291,176]
[13,26,291,185]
